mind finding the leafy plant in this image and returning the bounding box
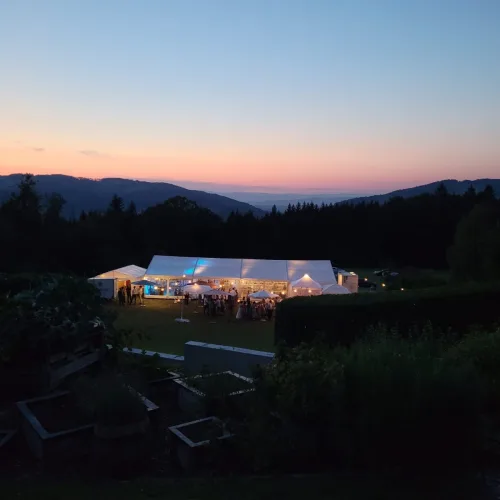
[447,328,500,417]
[0,276,105,363]
[240,332,482,474]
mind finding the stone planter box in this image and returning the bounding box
[169,416,233,470]
[173,371,254,416]
[17,391,94,460]
[17,389,159,460]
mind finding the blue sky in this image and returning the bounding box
[1,0,499,193]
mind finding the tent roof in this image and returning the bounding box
[91,264,146,280]
[145,255,335,284]
[249,290,279,299]
[290,274,322,289]
[144,256,198,278]
[322,283,351,295]
[241,259,288,281]
[193,258,242,279]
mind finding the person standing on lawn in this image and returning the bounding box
[126,280,132,305]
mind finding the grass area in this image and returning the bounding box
[112,299,275,356]
[1,474,488,500]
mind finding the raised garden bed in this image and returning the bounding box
[17,389,159,460]
[173,371,254,416]
[169,416,233,470]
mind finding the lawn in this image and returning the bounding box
[111,299,275,356]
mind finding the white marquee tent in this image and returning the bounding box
[144,255,336,298]
[145,256,334,283]
[89,264,146,299]
[91,265,146,281]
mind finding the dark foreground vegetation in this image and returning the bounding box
[0,278,500,499]
[276,282,500,346]
[2,176,500,498]
[1,174,499,277]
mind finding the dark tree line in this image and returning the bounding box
[0,174,498,278]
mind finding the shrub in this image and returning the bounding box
[240,334,482,474]
[238,342,345,472]
[447,329,500,418]
[0,276,108,402]
[340,336,481,470]
[275,283,500,347]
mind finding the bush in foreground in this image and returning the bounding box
[240,333,483,474]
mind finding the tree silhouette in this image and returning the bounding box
[0,173,498,276]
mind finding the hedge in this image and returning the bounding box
[274,283,500,347]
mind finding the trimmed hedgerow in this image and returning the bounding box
[274,283,500,347]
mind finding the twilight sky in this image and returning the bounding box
[1,0,499,194]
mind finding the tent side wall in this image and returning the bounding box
[88,278,117,299]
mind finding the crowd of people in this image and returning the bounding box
[236,297,275,321]
[181,289,279,321]
[116,281,280,320]
[117,280,145,306]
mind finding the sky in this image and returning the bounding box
[1,0,499,194]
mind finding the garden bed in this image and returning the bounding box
[169,417,233,470]
[17,389,159,460]
[173,371,254,416]
[17,391,94,460]
[27,393,92,434]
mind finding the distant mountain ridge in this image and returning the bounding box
[0,174,264,218]
[342,179,500,205]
